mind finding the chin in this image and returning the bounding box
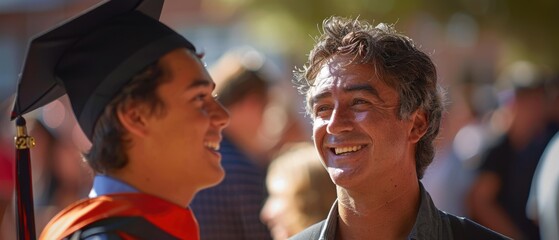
[328,168,360,188]
[270,227,290,240]
[202,170,225,188]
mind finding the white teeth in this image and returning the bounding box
[204,142,220,151]
[334,145,363,155]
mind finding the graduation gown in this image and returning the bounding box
[39,193,199,240]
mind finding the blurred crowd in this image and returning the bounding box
[423,61,559,240]
[0,95,94,239]
[0,5,558,239]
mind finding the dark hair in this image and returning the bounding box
[294,16,445,178]
[84,61,167,173]
[217,69,269,107]
[210,49,271,107]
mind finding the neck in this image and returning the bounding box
[110,148,197,207]
[109,170,196,207]
[336,177,420,240]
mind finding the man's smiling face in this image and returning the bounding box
[310,54,417,190]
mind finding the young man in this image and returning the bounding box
[11,0,229,239]
[290,16,510,240]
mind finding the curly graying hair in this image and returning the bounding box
[293,16,445,179]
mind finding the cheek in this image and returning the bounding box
[354,111,368,122]
[374,123,410,157]
[312,120,325,151]
[357,110,404,134]
[312,118,327,138]
[180,109,210,132]
[312,118,333,166]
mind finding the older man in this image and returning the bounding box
[290,16,509,240]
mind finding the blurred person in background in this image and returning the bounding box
[1,98,94,237]
[0,98,15,240]
[190,47,279,240]
[32,121,93,231]
[25,119,69,232]
[423,65,500,216]
[526,133,559,240]
[260,142,336,239]
[11,0,231,238]
[467,61,557,239]
[290,16,508,240]
[526,73,559,240]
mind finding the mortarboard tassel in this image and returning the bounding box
[14,116,36,240]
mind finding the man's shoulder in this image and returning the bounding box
[289,220,324,240]
[445,212,511,240]
[289,212,511,240]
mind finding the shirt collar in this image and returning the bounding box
[320,199,339,240]
[88,175,139,198]
[318,182,444,240]
[408,182,443,239]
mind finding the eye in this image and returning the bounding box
[352,98,369,105]
[313,104,333,117]
[195,93,207,101]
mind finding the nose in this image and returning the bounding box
[260,197,282,226]
[211,100,230,129]
[326,107,353,134]
[260,199,273,224]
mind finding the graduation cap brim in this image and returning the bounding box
[10,0,163,120]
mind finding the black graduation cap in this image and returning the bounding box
[10,0,196,238]
[11,0,196,140]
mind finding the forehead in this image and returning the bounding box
[307,55,401,108]
[316,56,375,84]
[311,55,387,93]
[160,49,212,82]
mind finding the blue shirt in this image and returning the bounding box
[84,175,139,240]
[88,175,138,197]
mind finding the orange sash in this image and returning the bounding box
[39,193,199,239]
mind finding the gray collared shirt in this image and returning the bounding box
[316,183,453,240]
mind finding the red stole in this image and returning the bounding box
[39,193,199,239]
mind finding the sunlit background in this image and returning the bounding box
[0,0,558,238]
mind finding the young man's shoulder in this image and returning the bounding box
[40,193,198,239]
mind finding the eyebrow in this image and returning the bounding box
[345,84,382,102]
[344,84,379,97]
[310,91,331,106]
[187,79,214,90]
[310,83,383,106]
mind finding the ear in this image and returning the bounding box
[116,103,150,138]
[409,110,428,143]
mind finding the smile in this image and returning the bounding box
[204,141,220,151]
[333,145,363,155]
